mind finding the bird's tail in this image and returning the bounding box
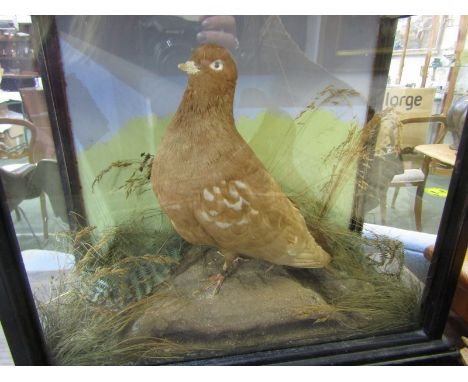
[289,247,331,269]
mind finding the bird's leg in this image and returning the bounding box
[265,264,275,273]
[207,250,238,296]
[222,250,237,272]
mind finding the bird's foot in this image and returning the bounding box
[205,273,225,297]
[204,251,241,297]
[233,256,249,264]
[265,264,275,273]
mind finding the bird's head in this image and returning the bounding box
[178,44,237,95]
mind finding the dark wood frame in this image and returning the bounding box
[349,16,398,232]
[32,16,88,231]
[0,177,50,365]
[0,15,467,366]
[317,16,396,73]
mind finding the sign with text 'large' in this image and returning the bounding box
[383,87,436,148]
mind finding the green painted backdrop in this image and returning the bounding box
[77,109,359,231]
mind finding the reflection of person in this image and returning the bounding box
[131,15,314,78]
[196,16,313,75]
[60,15,362,145]
[196,16,239,52]
[63,15,330,79]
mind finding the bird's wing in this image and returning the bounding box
[193,167,329,267]
[193,177,267,250]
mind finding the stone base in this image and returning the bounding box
[130,248,353,358]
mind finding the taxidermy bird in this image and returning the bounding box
[152,44,331,292]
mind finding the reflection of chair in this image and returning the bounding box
[19,88,56,163]
[1,88,57,240]
[0,162,42,243]
[0,159,68,241]
[0,113,56,239]
[380,115,448,231]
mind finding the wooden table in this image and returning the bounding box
[412,144,457,231]
[415,144,457,167]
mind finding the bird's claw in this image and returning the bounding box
[265,264,275,273]
[205,273,225,297]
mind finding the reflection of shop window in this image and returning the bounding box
[393,16,460,54]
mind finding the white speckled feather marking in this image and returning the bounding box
[195,180,258,236]
[203,188,215,201]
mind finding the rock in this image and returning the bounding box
[129,249,343,354]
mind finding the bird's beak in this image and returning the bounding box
[178,61,200,75]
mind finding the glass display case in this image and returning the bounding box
[0,15,467,365]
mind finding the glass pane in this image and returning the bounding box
[0,15,466,365]
[364,15,467,278]
[1,15,69,365]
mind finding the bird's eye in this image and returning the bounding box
[209,60,224,71]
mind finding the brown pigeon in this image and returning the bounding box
[152,44,331,291]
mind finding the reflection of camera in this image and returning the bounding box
[139,16,199,75]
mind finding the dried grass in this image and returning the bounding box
[92,152,154,198]
[292,194,422,334]
[37,282,195,365]
[37,218,196,365]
